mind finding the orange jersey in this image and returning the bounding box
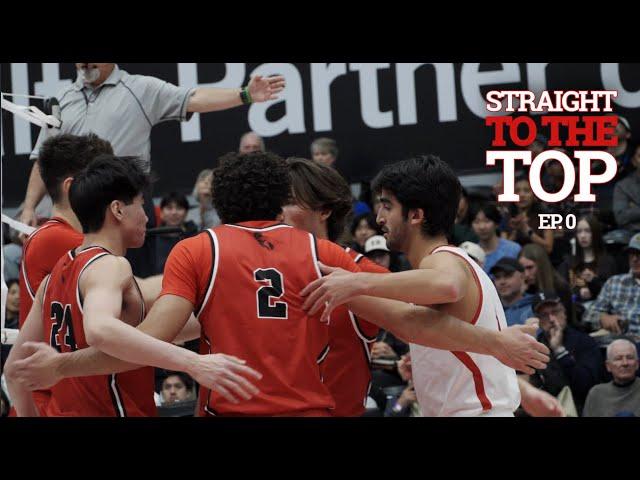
[19,217,84,327]
[43,247,156,417]
[160,221,360,416]
[18,217,83,415]
[323,248,386,416]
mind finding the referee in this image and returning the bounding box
[20,63,284,276]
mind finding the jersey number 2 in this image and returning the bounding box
[254,268,288,319]
[50,302,78,352]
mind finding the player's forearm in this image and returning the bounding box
[358,270,463,305]
[86,315,198,373]
[55,347,142,378]
[347,296,498,355]
[23,162,47,211]
[172,315,201,344]
[187,87,243,113]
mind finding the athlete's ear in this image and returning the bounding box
[319,209,332,222]
[110,200,124,220]
[408,208,425,226]
[61,177,74,197]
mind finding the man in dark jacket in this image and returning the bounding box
[491,257,536,326]
[529,292,604,415]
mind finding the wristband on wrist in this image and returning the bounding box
[240,87,252,105]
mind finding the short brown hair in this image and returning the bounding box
[310,137,338,158]
[286,157,352,242]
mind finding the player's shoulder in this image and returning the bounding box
[172,230,213,256]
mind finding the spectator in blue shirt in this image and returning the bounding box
[490,258,535,326]
[470,202,521,274]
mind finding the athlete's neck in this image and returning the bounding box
[80,230,126,257]
[479,234,499,253]
[406,233,449,269]
[51,203,83,233]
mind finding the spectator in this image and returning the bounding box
[529,292,604,414]
[384,354,421,417]
[350,212,382,253]
[506,175,554,255]
[613,143,640,234]
[459,241,486,269]
[559,215,618,305]
[238,131,265,154]
[2,227,22,282]
[490,258,535,326]
[310,137,338,167]
[153,192,199,274]
[159,372,196,405]
[518,243,572,316]
[20,63,283,277]
[583,339,640,417]
[363,235,391,269]
[186,169,220,230]
[470,202,521,274]
[1,279,20,370]
[369,329,410,412]
[583,233,640,335]
[452,187,479,245]
[608,115,635,177]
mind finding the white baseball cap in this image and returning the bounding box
[459,241,486,264]
[364,235,390,254]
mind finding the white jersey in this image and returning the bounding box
[410,245,520,417]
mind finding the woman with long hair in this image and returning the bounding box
[518,244,572,317]
[559,215,618,303]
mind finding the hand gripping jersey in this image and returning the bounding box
[43,246,156,417]
[410,246,520,417]
[18,217,84,415]
[322,247,384,416]
[160,221,360,416]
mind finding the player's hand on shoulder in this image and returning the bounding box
[188,353,263,404]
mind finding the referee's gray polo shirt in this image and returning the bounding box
[30,65,194,173]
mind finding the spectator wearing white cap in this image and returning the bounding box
[459,241,485,269]
[364,235,391,269]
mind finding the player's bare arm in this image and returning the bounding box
[303,263,549,375]
[4,279,48,416]
[52,255,260,403]
[302,252,469,317]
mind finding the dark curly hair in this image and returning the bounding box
[212,151,291,223]
[372,155,461,238]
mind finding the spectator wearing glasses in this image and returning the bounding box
[528,292,604,414]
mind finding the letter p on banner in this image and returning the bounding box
[574,151,618,202]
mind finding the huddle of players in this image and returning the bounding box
[5,133,550,417]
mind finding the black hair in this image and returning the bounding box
[350,212,382,237]
[212,151,291,224]
[161,371,194,391]
[372,155,461,238]
[69,154,149,234]
[160,192,189,211]
[469,202,503,226]
[38,133,114,203]
[5,278,19,290]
